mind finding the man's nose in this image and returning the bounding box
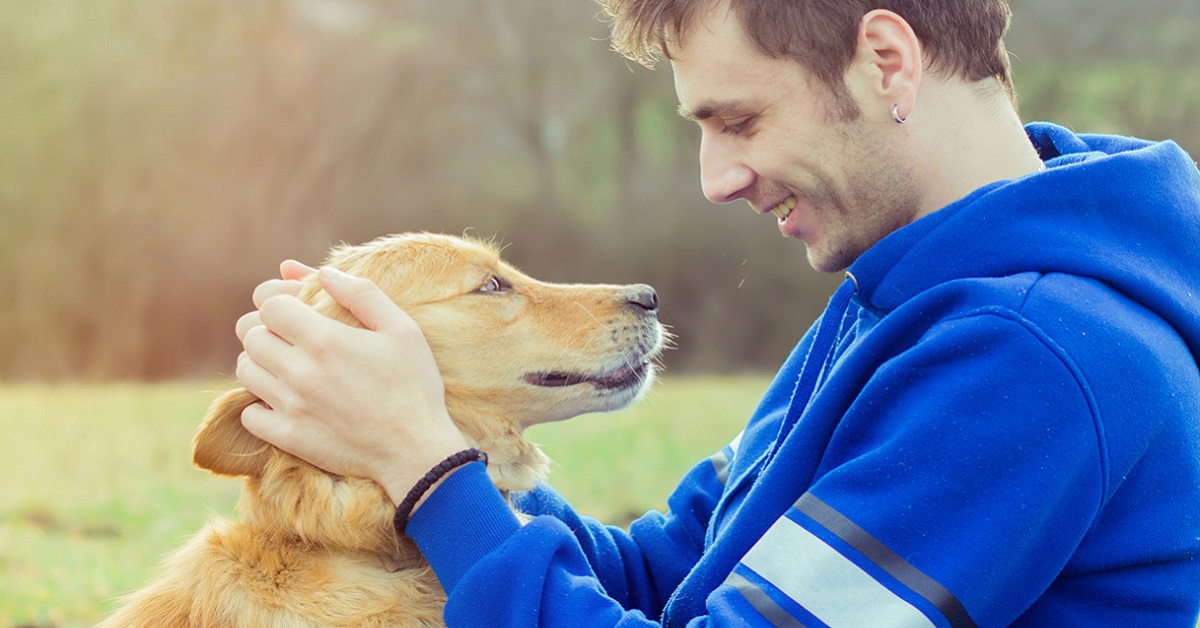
[699,133,754,204]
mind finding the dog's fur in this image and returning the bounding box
[99,233,665,627]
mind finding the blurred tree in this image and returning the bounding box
[0,0,1196,380]
[1008,0,1200,152]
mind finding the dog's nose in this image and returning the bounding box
[625,284,659,313]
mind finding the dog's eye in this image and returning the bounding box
[476,275,509,294]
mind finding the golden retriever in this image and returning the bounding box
[99,232,665,627]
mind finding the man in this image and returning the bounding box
[235,0,1200,625]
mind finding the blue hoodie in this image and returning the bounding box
[407,123,1200,627]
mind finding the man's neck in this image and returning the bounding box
[910,79,1044,220]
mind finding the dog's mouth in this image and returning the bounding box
[524,361,650,391]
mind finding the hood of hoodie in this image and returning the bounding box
[847,122,1200,362]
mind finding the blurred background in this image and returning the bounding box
[2,0,1198,382]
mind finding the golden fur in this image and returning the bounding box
[99,233,665,627]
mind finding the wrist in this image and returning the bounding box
[381,458,455,508]
[391,448,489,535]
[404,461,522,591]
[377,418,471,507]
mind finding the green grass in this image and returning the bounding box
[526,375,768,523]
[0,376,767,627]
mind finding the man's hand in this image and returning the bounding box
[236,261,470,506]
[234,259,314,342]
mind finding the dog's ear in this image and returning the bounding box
[192,388,271,478]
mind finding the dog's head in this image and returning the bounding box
[192,233,664,548]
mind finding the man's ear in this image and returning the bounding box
[848,9,923,119]
[192,388,271,478]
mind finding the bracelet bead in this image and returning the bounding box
[393,448,488,535]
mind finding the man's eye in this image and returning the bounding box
[477,275,509,294]
[722,118,753,136]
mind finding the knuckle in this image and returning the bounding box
[395,319,429,348]
[242,324,268,350]
[301,327,334,359]
[279,356,323,395]
[287,357,317,383]
[251,280,280,308]
[258,294,283,318]
[258,294,299,327]
[272,388,305,419]
[390,310,421,336]
[253,278,304,307]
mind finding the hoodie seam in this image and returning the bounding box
[943,305,1110,511]
[1015,273,1048,313]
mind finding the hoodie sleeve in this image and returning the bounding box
[507,474,715,617]
[714,306,1108,628]
[405,332,823,627]
[405,441,731,626]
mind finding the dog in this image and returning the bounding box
[99,232,665,627]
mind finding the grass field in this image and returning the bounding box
[0,375,768,627]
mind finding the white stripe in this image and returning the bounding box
[710,431,745,483]
[740,515,936,628]
[728,430,744,456]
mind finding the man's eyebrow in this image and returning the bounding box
[677,100,749,123]
[677,103,710,122]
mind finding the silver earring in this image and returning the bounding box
[892,104,908,124]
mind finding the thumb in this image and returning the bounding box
[318,266,411,332]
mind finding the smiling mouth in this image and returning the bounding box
[525,362,649,390]
[767,195,797,223]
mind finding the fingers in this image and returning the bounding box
[240,400,293,453]
[232,264,458,489]
[235,352,272,404]
[280,259,317,282]
[252,278,306,309]
[318,267,414,333]
[236,321,295,386]
[238,261,313,341]
[236,310,261,343]
[236,330,292,410]
[257,293,334,347]
[234,259,323,464]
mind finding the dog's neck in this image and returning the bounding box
[235,402,548,557]
[446,398,550,494]
[237,454,403,561]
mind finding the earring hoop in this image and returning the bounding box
[891,104,908,124]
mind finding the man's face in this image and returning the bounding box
[670,4,920,273]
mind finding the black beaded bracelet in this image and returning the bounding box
[393,448,488,535]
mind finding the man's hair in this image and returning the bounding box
[598,0,1015,107]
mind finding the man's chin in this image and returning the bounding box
[804,244,854,275]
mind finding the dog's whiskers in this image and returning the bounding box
[573,301,603,326]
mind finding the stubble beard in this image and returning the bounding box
[804,129,921,274]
